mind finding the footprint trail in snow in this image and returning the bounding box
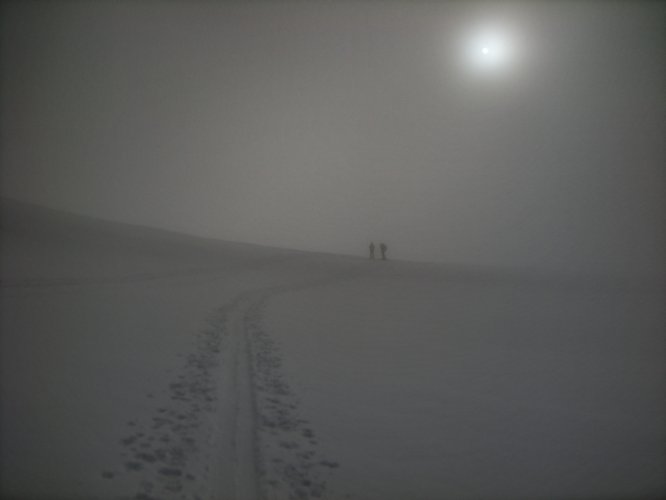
[103,278,347,500]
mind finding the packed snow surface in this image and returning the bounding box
[1,199,664,499]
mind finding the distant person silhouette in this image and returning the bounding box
[380,242,388,260]
[369,242,376,260]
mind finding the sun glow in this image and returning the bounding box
[450,20,525,82]
[469,30,511,70]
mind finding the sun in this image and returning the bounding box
[455,23,519,78]
[473,34,508,67]
[448,17,529,84]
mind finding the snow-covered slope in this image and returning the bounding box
[1,200,664,500]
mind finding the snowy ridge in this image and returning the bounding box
[1,200,664,500]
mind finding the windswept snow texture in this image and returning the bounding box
[1,199,664,500]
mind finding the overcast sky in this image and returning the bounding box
[1,1,663,274]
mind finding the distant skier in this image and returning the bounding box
[380,242,388,260]
[369,242,376,260]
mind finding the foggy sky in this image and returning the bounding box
[1,1,664,274]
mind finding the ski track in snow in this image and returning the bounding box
[103,273,355,500]
[244,288,341,500]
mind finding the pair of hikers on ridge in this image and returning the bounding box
[369,242,387,261]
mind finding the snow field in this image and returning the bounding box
[1,200,663,499]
